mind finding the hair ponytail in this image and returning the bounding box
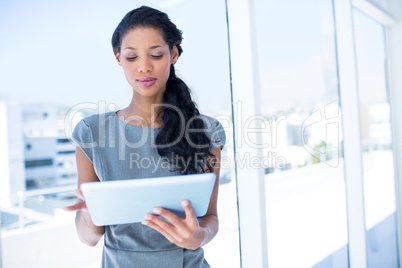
[155,64,215,174]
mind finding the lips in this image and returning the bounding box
[137,77,156,87]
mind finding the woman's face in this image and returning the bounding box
[115,27,178,100]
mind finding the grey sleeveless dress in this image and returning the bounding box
[71,111,226,268]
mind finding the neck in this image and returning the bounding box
[121,93,165,128]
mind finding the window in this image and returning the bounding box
[353,8,399,267]
[253,0,349,266]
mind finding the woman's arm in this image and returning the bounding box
[196,146,221,247]
[142,147,222,250]
[64,146,105,246]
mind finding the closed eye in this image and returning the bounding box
[151,55,163,59]
[126,56,138,61]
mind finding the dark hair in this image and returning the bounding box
[111,6,215,174]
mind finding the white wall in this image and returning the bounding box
[1,219,103,268]
[0,101,25,206]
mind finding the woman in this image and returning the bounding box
[65,5,226,268]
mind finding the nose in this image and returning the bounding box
[138,57,152,73]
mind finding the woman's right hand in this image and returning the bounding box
[63,188,88,211]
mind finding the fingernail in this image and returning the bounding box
[142,220,148,226]
[145,214,152,220]
[182,200,189,206]
[153,207,162,214]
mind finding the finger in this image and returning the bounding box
[75,188,84,200]
[63,202,86,211]
[152,208,194,241]
[182,200,198,230]
[141,219,176,244]
[146,213,177,233]
[63,201,87,211]
[153,207,185,228]
[143,214,184,243]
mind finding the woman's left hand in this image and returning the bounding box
[141,200,205,250]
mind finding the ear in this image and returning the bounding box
[171,45,179,64]
[115,51,122,66]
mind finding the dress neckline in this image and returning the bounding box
[114,110,163,130]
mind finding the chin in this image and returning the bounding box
[135,89,164,98]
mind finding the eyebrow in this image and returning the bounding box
[124,45,162,50]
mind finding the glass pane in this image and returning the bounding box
[253,0,349,267]
[0,1,239,267]
[353,8,399,268]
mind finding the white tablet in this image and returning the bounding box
[80,173,216,226]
